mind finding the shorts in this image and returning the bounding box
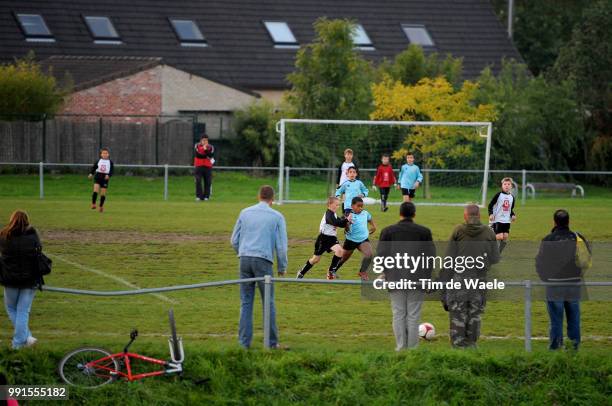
[492,222,511,234]
[94,173,110,188]
[401,188,415,198]
[314,234,340,256]
[343,238,369,251]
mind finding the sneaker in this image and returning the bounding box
[25,336,38,347]
[270,343,290,351]
[91,204,96,210]
[204,198,209,201]
[99,206,104,213]
[296,271,304,279]
[326,271,336,280]
[358,271,369,281]
[383,206,389,212]
[195,197,201,202]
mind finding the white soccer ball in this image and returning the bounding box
[419,322,435,340]
[362,197,377,205]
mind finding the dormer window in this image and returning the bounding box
[264,21,298,48]
[170,19,207,47]
[16,13,55,42]
[84,16,122,44]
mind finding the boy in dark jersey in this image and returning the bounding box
[488,177,516,253]
[88,148,114,213]
[297,197,352,280]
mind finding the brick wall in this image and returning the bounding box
[60,67,162,116]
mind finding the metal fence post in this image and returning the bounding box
[524,280,532,352]
[285,166,290,201]
[164,164,169,201]
[522,169,527,205]
[263,274,272,348]
[39,161,44,200]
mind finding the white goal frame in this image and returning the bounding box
[275,119,493,206]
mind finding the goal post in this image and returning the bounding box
[276,119,493,207]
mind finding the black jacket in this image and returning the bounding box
[0,227,42,288]
[377,219,436,283]
[536,226,587,282]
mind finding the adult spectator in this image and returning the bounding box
[0,210,42,349]
[536,209,590,350]
[377,202,435,350]
[231,186,288,349]
[441,204,500,348]
[194,134,215,201]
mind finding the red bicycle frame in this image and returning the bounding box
[87,352,182,382]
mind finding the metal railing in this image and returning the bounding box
[42,278,612,352]
[1,162,610,203]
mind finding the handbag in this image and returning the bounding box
[36,246,52,276]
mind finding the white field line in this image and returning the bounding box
[48,254,177,305]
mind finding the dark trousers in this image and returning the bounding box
[194,166,212,199]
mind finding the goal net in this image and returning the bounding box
[276,119,493,206]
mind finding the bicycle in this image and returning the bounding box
[58,309,184,388]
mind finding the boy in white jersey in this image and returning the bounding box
[297,197,352,280]
[331,196,377,281]
[88,148,114,213]
[336,148,358,188]
[488,177,516,253]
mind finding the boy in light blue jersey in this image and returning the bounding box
[335,166,368,216]
[330,197,377,281]
[397,152,423,202]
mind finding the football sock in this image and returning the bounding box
[331,258,344,273]
[100,196,106,207]
[359,257,373,274]
[300,260,314,275]
[328,255,342,273]
[92,192,98,204]
[499,240,507,253]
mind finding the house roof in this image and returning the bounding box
[38,55,161,91]
[0,0,522,90]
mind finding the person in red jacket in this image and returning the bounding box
[373,154,397,212]
[194,134,215,201]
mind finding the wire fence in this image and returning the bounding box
[42,278,612,352]
[1,162,610,204]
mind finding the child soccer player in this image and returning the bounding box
[331,197,377,281]
[335,166,368,216]
[297,196,352,280]
[88,148,114,213]
[373,153,396,212]
[488,177,516,253]
[397,152,423,203]
[336,148,359,188]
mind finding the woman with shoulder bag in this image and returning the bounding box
[0,210,44,349]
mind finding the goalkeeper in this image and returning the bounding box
[335,166,368,216]
[373,153,397,212]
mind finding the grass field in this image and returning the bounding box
[0,173,610,404]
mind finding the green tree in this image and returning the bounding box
[287,18,373,120]
[0,53,69,118]
[233,100,280,168]
[476,60,583,170]
[551,0,612,171]
[378,44,463,89]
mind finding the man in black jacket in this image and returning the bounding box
[377,202,435,350]
[536,209,589,350]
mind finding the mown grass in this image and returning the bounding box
[0,173,610,404]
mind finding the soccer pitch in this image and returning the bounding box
[1,172,611,351]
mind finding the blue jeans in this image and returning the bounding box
[4,287,36,349]
[239,257,278,348]
[546,300,580,350]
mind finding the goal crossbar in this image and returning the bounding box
[276,119,493,206]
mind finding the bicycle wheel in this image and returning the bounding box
[168,309,181,359]
[58,347,119,388]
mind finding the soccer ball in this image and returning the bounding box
[419,322,435,340]
[362,197,377,205]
